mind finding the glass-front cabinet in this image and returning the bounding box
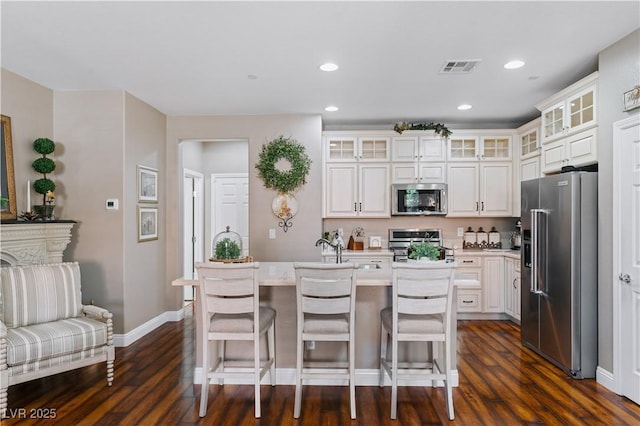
[324,133,389,162]
[448,134,512,161]
[537,71,598,144]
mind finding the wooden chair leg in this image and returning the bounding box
[218,340,225,385]
[268,322,276,386]
[379,324,388,387]
[349,340,356,419]
[294,335,303,418]
[390,335,398,420]
[199,341,210,417]
[254,336,261,418]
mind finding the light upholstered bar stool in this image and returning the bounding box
[194,262,276,418]
[379,262,456,420]
[293,262,357,419]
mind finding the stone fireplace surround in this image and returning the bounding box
[0,221,75,266]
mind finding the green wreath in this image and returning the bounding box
[255,136,312,193]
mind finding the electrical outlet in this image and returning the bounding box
[457,227,464,237]
[305,341,315,350]
[269,229,276,239]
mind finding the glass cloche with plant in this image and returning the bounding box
[212,226,243,260]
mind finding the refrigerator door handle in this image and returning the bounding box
[531,209,546,295]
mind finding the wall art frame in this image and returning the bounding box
[137,165,158,203]
[1,115,17,220]
[623,85,640,112]
[138,205,158,242]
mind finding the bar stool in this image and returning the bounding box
[293,262,357,419]
[379,262,456,420]
[195,262,276,418]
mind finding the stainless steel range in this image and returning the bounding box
[388,228,443,262]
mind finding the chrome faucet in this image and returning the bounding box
[315,238,343,264]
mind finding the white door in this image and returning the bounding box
[212,174,249,257]
[613,114,640,404]
[182,169,204,301]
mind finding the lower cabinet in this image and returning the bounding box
[483,256,505,313]
[454,255,483,313]
[455,253,519,319]
[504,257,521,321]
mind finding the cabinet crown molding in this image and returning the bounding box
[535,71,599,112]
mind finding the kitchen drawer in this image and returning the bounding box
[455,267,482,285]
[457,290,482,312]
[456,256,481,267]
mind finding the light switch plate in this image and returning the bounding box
[106,199,119,210]
[269,229,276,239]
[457,227,464,237]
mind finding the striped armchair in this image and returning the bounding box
[0,262,114,415]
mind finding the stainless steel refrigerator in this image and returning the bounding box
[520,172,598,379]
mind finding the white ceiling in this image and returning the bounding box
[2,1,639,129]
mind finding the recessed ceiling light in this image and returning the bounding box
[457,104,472,111]
[504,60,525,70]
[325,106,339,112]
[319,63,339,72]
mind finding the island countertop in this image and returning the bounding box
[172,261,459,287]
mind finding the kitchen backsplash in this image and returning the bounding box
[323,217,520,250]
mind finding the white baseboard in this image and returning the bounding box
[596,366,617,393]
[193,367,459,387]
[113,307,185,347]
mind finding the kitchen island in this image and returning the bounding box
[173,261,461,387]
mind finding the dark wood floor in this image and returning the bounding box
[4,304,639,425]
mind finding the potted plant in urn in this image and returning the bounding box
[31,137,56,219]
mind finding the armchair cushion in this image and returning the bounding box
[1,263,82,328]
[6,317,108,366]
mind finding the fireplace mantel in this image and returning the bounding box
[0,221,75,266]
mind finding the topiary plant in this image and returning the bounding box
[408,242,441,261]
[32,138,56,205]
[214,238,241,260]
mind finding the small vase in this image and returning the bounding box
[33,205,55,220]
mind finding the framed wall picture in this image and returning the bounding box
[138,206,158,242]
[137,165,158,203]
[623,85,640,112]
[1,115,17,220]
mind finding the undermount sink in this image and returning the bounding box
[357,263,381,270]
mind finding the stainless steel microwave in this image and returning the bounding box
[392,183,448,216]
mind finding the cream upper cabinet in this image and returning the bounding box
[324,163,390,218]
[447,163,512,217]
[537,72,598,144]
[448,133,512,161]
[391,134,446,183]
[541,127,597,174]
[519,122,540,160]
[325,133,390,162]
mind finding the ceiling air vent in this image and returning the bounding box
[440,60,481,74]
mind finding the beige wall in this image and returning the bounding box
[54,90,128,331]
[1,69,54,213]
[597,28,640,373]
[2,72,171,335]
[165,115,323,286]
[123,93,168,331]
